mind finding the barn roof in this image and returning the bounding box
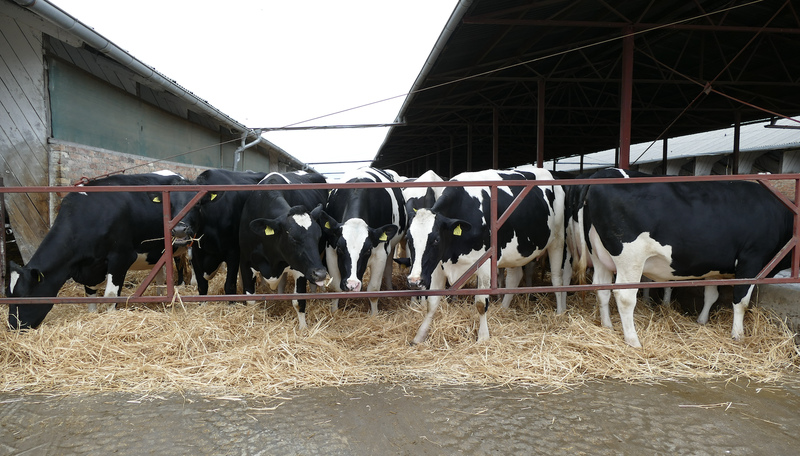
[372,0,800,176]
[13,0,307,170]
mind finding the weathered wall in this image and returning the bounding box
[0,6,52,262]
[47,140,212,222]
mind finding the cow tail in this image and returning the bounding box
[575,185,592,286]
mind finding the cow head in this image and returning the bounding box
[162,188,224,247]
[249,204,329,286]
[320,214,398,292]
[406,209,472,290]
[6,261,56,330]
[404,188,439,229]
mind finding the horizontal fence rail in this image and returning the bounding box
[1,173,799,308]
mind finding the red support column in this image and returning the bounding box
[619,26,634,170]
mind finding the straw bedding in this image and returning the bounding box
[0,269,797,397]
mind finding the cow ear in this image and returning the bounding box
[9,260,23,274]
[319,212,340,234]
[446,218,471,236]
[250,218,282,237]
[371,224,398,245]
[196,191,224,205]
[310,204,324,220]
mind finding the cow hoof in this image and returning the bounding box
[624,337,642,348]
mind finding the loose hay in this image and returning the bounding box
[0,269,797,397]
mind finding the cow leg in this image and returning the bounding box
[593,266,614,329]
[367,249,389,315]
[102,272,124,311]
[84,285,100,313]
[500,266,523,309]
[697,285,719,325]
[239,257,258,305]
[475,266,492,342]
[613,267,645,348]
[731,284,755,341]
[293,275,309,331]
[224,258,240,296]
[524,261,536,287]
[412,266,446,345]
[325,247,342,313]
[277,271,288,294]
[382,244,395,291]
[547,240,567,314]
[190,251,210,295]
[662,286,673,306]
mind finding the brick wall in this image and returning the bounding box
[47,140,214,223]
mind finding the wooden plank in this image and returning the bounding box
[0,13,51,261]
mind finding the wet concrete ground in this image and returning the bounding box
[1,378,799,455]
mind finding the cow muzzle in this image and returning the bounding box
[345,279,362,292]
[407,276,427,290]
[309,268,330,288]
[171,222,194,246]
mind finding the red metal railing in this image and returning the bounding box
[1,173,799,308]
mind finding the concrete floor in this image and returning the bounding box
[1,377,799,455]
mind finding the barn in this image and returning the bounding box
[0,0,307,263]
[373,0,800,179]
[371,0,800,326]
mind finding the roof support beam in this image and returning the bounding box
[619,27,634,169]
[493,107,500,169]
[462,18,800,35]
[537,78,545,168]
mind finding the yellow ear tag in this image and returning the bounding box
[37,271,45,282]
[325,221,331,229]
[379,232,388,242]
[264,226,275,236]
[152,196,162,203]
[453,224,462,236]
[210,193,218,201]
[413,208,417,212]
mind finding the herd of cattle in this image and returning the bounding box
[6,166,795,347]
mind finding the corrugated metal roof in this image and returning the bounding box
[540,118,800,172]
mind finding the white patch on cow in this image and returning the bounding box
[340,218,371,287]
[402,170,444,201]
[407,209,437,283]
[498,235,541,267]
[292,213,312,229]
[9,271,19,294]
[260,172,290,185]
[152,170,180,177]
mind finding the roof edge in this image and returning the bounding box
[13,0,271,147]
[373,0,474,164]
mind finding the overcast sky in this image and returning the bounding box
[50,0,459,177]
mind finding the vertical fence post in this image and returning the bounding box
[161,190,175,300]
[0,177,5,296]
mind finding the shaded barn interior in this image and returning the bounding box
[373,0,800,179]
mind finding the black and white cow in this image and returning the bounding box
[238,171,330,329]
[571,168,794,347]
[401,169,445,228]
[406,168,566,344]
[321,167,406,315]
[170,169,266,295]
[7,171,187,329]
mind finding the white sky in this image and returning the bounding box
[50,0,460,177]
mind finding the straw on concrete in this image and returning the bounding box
[0,269,796,397]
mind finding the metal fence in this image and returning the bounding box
[1,173,798,309]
